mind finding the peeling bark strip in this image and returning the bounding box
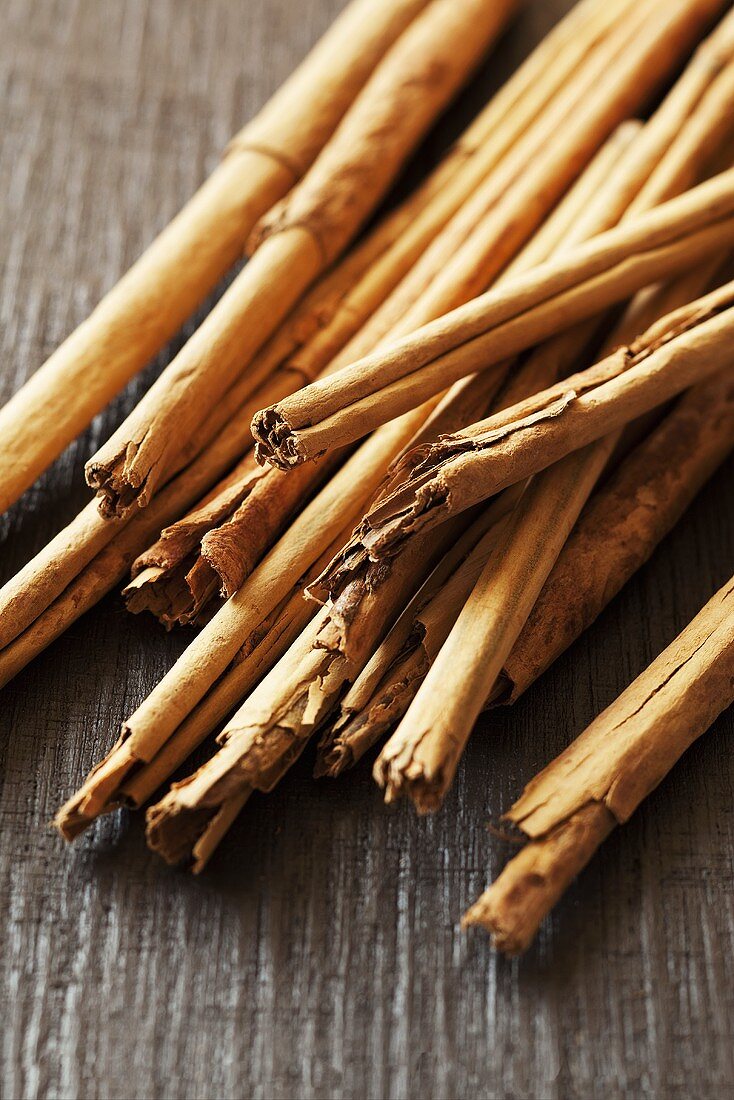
[464,575,734,954]
[84,0,517,519]
[0,0,430,517]
[53,411,428,840]
[145,511,471,868]
[254,167,734,469]
[496,368,734,704]
[333,281,734,571]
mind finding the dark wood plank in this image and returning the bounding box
[1,2,732,1097]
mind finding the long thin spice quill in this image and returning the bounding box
[253,166,734,467]
[493,367,734,704]
[342,274,734,567]
[53,408,434,837]
[0,0,430,515]
[463,575,734,954]
[85,0,516,518]
[140,124,648,858]
[130,119,641,629]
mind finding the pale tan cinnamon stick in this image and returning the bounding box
[253,168,734,467]
[84,0,516,518]
[126,45,636,631]
[463,575,734,954]
[494,367,734,704]
[335,0,678,364]
[118,511,366,813]
[339,277,734,568]
[54,406,434,838]
[291,0,644,379]
[0,354,283,652]
[0,0,429,515]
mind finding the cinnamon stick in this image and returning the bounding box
[253,168,734,468]
[0,353,282,653]
[125,44,634,631]
[118,511,366,813]
[84,0,516,518]
[293,0,644,378]
[316,493,520,777]
[340,276,734,566]
[463,575,734,954]
[494,367,734,704]
[53,407,433,838]
[0,0,429,515]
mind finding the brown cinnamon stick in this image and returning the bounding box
[340,277,734,567]
[118,511,366,813]
[253,168,734,468]
[463,575,734,954]
[84,0,516,518]
[0,352,283,655]
[0,0,429,515]
[494,367,734,704]
[297,0,644,377]
[53,407,433,838]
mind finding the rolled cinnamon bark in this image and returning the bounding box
[144,511,472,868]
[119,511,366,813]
[85,0,516,518]
[337,278,734,567]
[127,28,638,631]
[463,575,734,954]
[0,358,278,653]
[296,0,644,377]
[0,0,429,515]
[54,406,433,838]
[494,368,734,704]
[253,168,734,468]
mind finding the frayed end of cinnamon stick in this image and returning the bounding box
[54,740,139,841]
[251,407,311,470]
[86,443,157,520]
[373,753,449,814]
[462,803,616,955]
[316,656,425,777]
[146,786,252,872]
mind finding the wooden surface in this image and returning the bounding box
[1,2,733,1097]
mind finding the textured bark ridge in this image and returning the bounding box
[253,167,734,469]
[465,576,734,954]
[324,282,734,579]
[84,0,516,518]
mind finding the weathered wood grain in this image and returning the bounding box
[0,2,732,1097]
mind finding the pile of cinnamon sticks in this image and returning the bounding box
[3,0,734,956]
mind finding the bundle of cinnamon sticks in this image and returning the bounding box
[3,0,734,958]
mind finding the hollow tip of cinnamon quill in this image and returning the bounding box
[52,799,95,842]
[460,897,527,957]
[251,407,308,470]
